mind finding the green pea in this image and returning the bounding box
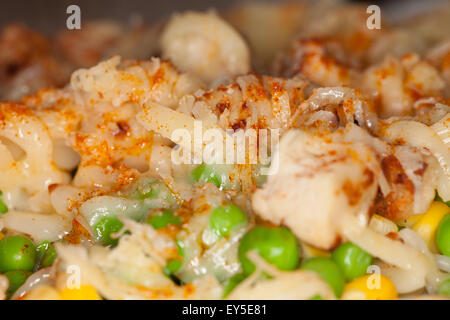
[163,240,184,276]
[0,190,8,214]
[191,164,229,189]
[36,241,57,268]
[332,242,373,281]
[222,273,246,298]
[0,235,36,272]
[210,204,247,238]
[4,270,32,299]
[301,257,346,298]
[130,178,175,206]
[437,214,450,257]
[147,209,181,229]
[309,294,323,300]
[438,278,450,296]
[93,216,124,246]
[238,226,300,275]
[137,185,157,199]
[163,259,183,276]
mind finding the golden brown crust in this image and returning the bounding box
[372,155,415,221]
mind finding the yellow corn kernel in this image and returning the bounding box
[59,285,101,300]
[369,214,398,234]
[412,201,450,252]
[0,232,5,240]
[342,274,398,300]
[301,242,331,258]
[24,285,61,300]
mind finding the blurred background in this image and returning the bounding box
[0,0,448,33]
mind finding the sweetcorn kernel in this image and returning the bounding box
[397,214,424,228]
[59,285,101,300]
[301,242,331,258]
[341,274,398,300]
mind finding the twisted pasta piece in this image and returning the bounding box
[0,103,70,212]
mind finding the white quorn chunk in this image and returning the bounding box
[252,129,381,250]
[161,11,250,84]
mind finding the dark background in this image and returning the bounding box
[2,0,240,32]
[0,0,447,33]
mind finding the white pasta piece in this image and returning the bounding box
[431,113,450,146]
[341,215,434,294]
[2,210,71,242]
[52,139,81,171]
[0,105,70,212]
[137,103,197,147]
[378,262,428,294]
[383,119,450,201]
[228,251,334,300]
[236,74,294,130]
[294,87,378,131]
[375,228,441,294]
[148,144,173,178]
[50,184,86,220]
[21,285,60,300]
[394,146,437,213]
[11,267,55,300]
[343,218,430,274]
[72,165,118,188]
[229,269,334,300]
[137,103,224,164]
